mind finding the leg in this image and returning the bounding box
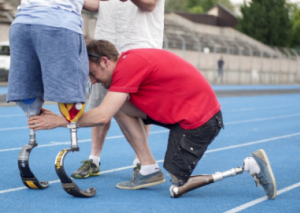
[91,122,111,157]
[114,111,156,165]
[55,102,96,197]
[115,104,165,189]
[17,98,49,189]
[71,124,109,179]
[165,111,223,197]
[132,122,151,167]
[71,83,107,179]
[170,149,277,199]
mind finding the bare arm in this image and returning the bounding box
[83,0,100,12]
[28,92,128,130]
[120,100,147,119]
[77,91,128,127]
[129,0,158,12]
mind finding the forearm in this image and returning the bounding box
[130,0,158,12]
[77,108,109,127]
[83,0,99,12]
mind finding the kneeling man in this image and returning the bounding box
[28,40,276,199]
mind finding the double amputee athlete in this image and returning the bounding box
[7,0,97,197]
[28,40,277,199]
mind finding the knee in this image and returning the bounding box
[169,173,186,186]
[113,110,125,122]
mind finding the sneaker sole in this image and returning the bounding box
[72,172,100,179]
[116,179,166,190]
[255,149,277,199]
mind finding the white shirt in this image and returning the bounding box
[18,0,84,15]
[94,0,165,53]
[15,0,84,34]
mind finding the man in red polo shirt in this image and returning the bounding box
[28,40,276,199]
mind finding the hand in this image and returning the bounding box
[28,113,59,131]
[40,108,58,116]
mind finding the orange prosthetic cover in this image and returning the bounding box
[58,103,85,123]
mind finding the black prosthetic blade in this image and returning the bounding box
[18,144,49,189]
[55,148,97,198]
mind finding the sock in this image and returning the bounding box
[139,163,160,175]
[133,158,140,167]
[243,156,260,176]
[89,155,100,166]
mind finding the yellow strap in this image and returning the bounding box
[26,181,39,189]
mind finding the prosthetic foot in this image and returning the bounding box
[55,103,96,198]
[170,167,243,198]
[17,98,49,189]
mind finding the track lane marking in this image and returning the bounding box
[223,182,300,213]
[2,103,300,118]
[0,130,169,152]
[0,132,299,194]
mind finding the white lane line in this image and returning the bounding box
[2,104,299,118]
[2,112,300,131]
[226,113,300,125]
[206,132,300,153]
[0,132,298,195]
[0,114,24,118]
[0,130,169,152]
[223,182,300,213]
[2,113,300,132]
[0,126,28,131]
[223,104,300,112]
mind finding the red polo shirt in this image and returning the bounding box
[109,49,220,130]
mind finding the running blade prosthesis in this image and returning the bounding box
[55,103,96,198]
[18,130,49,189]
[18,98,48,189]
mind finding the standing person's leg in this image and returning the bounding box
[114,111,156,165]
[72,84,162,180]
[71,83,107,179]
[132,122,151,167]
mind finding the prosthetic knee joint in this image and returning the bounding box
[17,98,49,189]
[55,102,96,198]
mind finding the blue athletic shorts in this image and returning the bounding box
[7,24,88,103]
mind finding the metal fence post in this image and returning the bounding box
[221,39,230,84]
[274,47,282,83]
[245,43,253,84]
[270,50,274,84]
[234,41,242,84]
[163,34,169,50]
[176,33,186,59]
[291,49,299,83]
[192,34,201,71]
[259,48,264,84]
[284,48,291,83]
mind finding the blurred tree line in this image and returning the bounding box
[237,0,300,49]
[165,0,235,14]
[165,0,299,49]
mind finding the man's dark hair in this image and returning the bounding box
[87,40,119,63]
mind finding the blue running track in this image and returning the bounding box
[0,86,300,213]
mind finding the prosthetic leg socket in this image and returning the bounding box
[170,167,243,198]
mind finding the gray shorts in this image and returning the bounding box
[7,24,88,103]
[88,83,108,109]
